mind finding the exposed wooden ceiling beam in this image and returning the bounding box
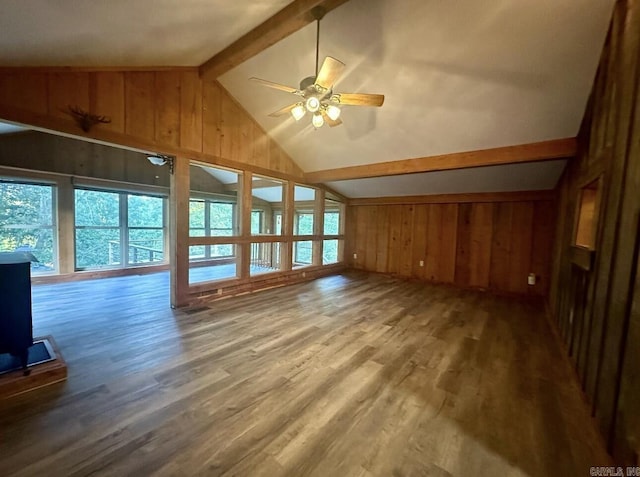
[348,190,556,206]
[199,0,350,81]
[305,138,577,183]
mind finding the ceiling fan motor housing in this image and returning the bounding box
[300,76,317,91]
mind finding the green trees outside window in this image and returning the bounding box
[189,198,235,259]
[75,189,165,270]
[0,181,55,273]
[323,211,340,264]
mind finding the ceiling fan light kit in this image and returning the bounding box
[312,112,325,128]
[249,6,384,129]
[305,96,321,113]
[326,104,341,121]
[291,103,306,121]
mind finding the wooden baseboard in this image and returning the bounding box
[0,335,67,400]
[346,267,545,301]
[186,264,345,306]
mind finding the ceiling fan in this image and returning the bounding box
[249,6,384,129]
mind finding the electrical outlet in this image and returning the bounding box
[353,253,357,259]
[419,260,424,267]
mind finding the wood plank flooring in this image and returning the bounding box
[0,271,610,476]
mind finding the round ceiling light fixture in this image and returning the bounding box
[305,96,320,113]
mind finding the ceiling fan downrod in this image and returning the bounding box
[310,6,326,79]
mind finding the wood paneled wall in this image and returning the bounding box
[550,0,640,463]
[0,69,303,179]
[346,196,555,296]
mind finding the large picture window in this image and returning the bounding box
[75,188,166,270]
[0,180,56,274]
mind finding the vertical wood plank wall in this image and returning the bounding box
[550,0,640,464]
[0,69,303,179]
[346,198,555,297]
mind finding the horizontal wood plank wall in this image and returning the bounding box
[0,69,303,179]
[346,196,555,297]
[0,130,171,187]
[550,0,640,464]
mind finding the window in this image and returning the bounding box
[294,185,316,235]
[274,211,282,235]
[75,189,121,269]
[189,163,241,284]
[293,213,314,266]
[189,199,235,259]
[295,213,314,235]
[293,185,316,266]
[294,241,313,265]
[251,210,263,234]
[251,175,284,236]
[189,244,237,284]
[250,242,282,275]
[324,199,341,235]
[75,188,166,270]
[323,199,343,264]
[323,240,339,264]
[0,180,56,274]
[127,194,165,265]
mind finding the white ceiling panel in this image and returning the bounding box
[0,0,290,66]
[220,0,614,172]
[0,0,613,198]
[326,160,567,198]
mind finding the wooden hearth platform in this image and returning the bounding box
[0,335,67,400]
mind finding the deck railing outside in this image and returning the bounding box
[251,242,280,270]
[108,240,164,265]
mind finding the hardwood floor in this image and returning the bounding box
[0,271,609,476]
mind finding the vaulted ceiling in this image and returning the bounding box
[0,0,616,197]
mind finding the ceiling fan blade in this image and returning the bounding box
[326,116,343,128]
[268,103,299,117]
[249,77,299,94]
[322,111,343,128]
[335,93,385,107]
[314,56,345,90]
